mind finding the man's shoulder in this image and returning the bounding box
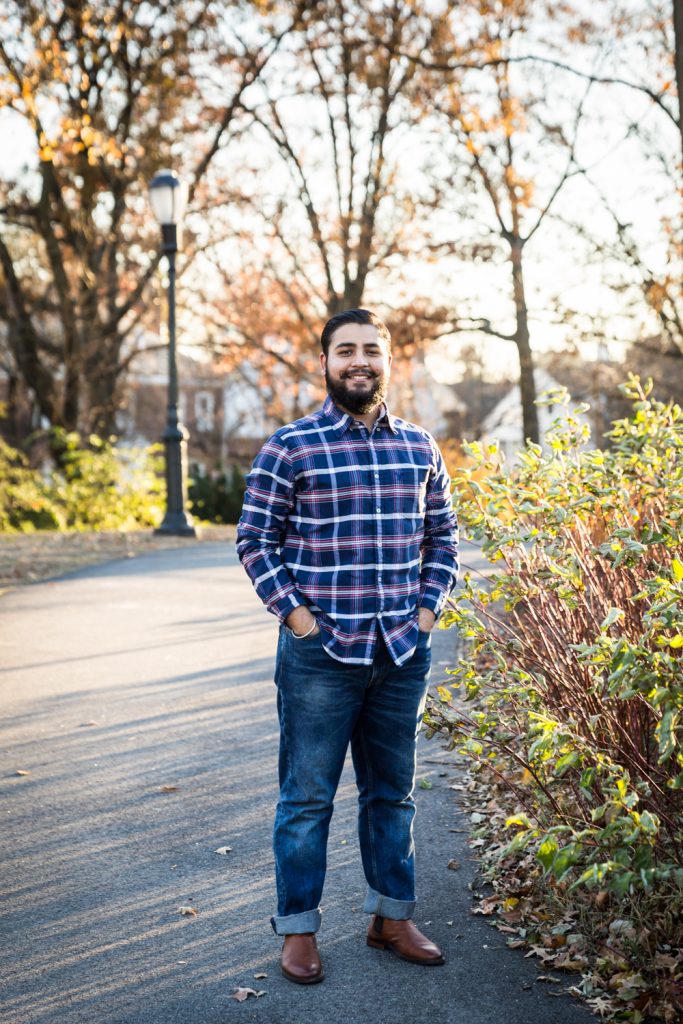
[390,415,438,449]
[262,408,329,450]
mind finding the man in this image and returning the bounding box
[236,308,458,985]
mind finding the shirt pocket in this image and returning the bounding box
[391,466,429,519]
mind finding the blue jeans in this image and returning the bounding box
[271,623,432,935]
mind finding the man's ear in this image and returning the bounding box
[320,352,327,374]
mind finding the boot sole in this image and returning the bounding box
[281,965,325,985]
[366,936,445,966]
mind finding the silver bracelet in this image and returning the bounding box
[292,619,318,639]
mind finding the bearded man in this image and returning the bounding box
[236,308,459,984]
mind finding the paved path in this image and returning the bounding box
[0,541,596,1024]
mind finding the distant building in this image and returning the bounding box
[116,347,464,472]
[479,369,595,466]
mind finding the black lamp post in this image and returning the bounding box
[149,169,196,537]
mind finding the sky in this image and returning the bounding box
[0,0,678,387]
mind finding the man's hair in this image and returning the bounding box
[320,308,391,356]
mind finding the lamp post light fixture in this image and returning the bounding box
[149,168,196,537]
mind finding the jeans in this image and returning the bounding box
[271,622,432,935]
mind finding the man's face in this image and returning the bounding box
[320,323,392,415]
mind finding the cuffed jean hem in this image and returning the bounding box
[270,908,322,935]
[363,886,416,920]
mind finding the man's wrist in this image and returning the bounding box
[285,607,318,634]
[417,607,436,632]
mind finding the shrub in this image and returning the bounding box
[0,431,164,532]
[0,437,64,531]
[188,464,246,524]
[427,375,683,911]
[48,431,165,530]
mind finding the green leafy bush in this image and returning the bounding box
[0,431,164,532]
[188,464,246,524]
[427,376,683,909]
[0,437,64,531]
[48,430,165,530]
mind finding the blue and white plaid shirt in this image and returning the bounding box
[236,396,458,666]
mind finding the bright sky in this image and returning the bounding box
[0,1,677,386]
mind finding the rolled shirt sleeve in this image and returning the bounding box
[236,435,307,622]
[418,438,459,618]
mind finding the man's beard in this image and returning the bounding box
[325,368,389,415]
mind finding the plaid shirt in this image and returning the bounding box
[236,396,458,666]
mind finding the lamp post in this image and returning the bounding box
[149,169,196,536]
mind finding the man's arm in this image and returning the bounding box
[418,438,459,627]
[236,434,316,632]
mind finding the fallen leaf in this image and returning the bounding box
[447,859,461,870]
[177,906,198,917]
[215,846,233,855]
[543,934,567,949]
[231,988,257,1002]
[537,974,563,983]
[586,994,616,1016]
[419,779,432,790]
[15,770,30,776]
[553,958,588,972]
[253,972,267,979]
[80,721,98,727]
[472,896,499,916]
[160,786,178,793]
[230,988,266,1002]
[502,910,523,924]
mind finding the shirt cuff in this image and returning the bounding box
[418,586,449,621]
[267,590,307,623]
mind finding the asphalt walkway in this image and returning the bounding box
[0,541,597,1024]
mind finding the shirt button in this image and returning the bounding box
[376,506,381,513]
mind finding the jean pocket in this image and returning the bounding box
[416,628,432,646]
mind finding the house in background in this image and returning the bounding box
[479,369,595,466]
[116,348,465,472]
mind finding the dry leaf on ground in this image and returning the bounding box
[231,988,265,1002]
[215,846,233,855]
[177,906,198,917]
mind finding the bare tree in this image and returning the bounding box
[0,0,302,445]
[408,0,595,444]
[196,0,451,408]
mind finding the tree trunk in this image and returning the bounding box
[85,341,121,438]
[673,0,683,166]
[509,238,539,445]
[63,345,80,432]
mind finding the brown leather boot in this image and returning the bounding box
[366,915,445,965]
[280,933,324,984]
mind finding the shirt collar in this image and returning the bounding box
[322,395,398,435]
